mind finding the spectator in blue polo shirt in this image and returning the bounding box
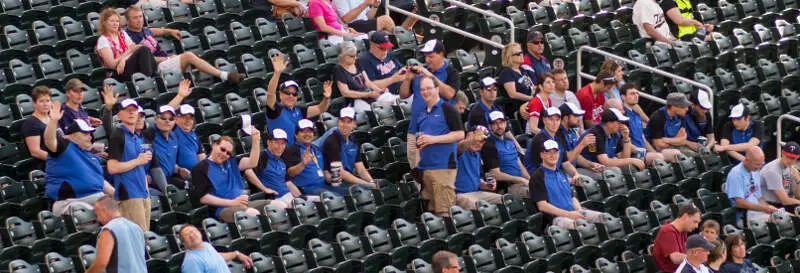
[531,139,604,230]
[143,105,190,191]
[44,103,115,216]
[357,31,406,97]
[266,54,332,145]
[558,103,604,175]
[482,111,529,197]
[715,103,764,164]
[322,107,376,188]
[647,92,696,158]
[724,146,777,224]
[454,126,503,210]
[415,75,464,216]
[467,77,501,128]
[283,119,348,197]
[685,90,716,150]
[243,128,293,210]
[174,104,206,171]
[579,108,646,179]
[526,107,588,176]
[191,129,269,223]
[399,39,460,169]
[619,85,677,165]
[107,98,153,231]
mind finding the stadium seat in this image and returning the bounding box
[44,252,75,273]
[250,252,278,273]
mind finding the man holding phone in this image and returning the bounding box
[357,31,406,98]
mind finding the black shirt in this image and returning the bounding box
[334,64,374,104]
[22,116,47,169]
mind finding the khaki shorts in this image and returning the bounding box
[118,198,151,232]
[219,199,271,223]
[407,134,419,169]
[157,55,182,74]
[52,192,106,216]
[421,169,456,215]
[456,191,503,210]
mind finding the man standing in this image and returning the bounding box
[550,69,579,108]
[60,79,103,131]
[724,147,777,224]
[144,105,191,190]
[399,39,460,168]
[653,205,702,272]
[661,0,713,40]
[266,55,331,144]
[179,224,253,272]
[322,108,375,188]
[675,235,714,273]
[357,31,406,96]
[531,139,605,229]
[283,119,349,196]
[576,71,616,128]
[647,92,695,157]
[483,111,529,197]
[715,103,764,164]
[85,195,147,273]
[684,90,716,151]
[633,0,676,43]
[522,30,552,77]
[760,142,800,212]
[454,126,503,210]
[107,98,152,231]
[414,76,464,216]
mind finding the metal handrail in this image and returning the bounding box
[777,114,800,158]
[576,46,715,119]
[438,0,515,43]
[386,5,504,48]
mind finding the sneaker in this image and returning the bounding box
[226,72,243,84]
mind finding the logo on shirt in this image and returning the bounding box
[376,61,397,76]
[653,13,666,28]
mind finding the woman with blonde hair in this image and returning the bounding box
[95,8,157,81]
[707,239,726,273]
[498,42,536,103]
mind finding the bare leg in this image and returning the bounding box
[660,148,682,163]
[644,152,665,165]
[179,52,221,77]
[377,15,396,32]
[401,16,417,30]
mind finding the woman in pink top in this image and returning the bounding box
[308,0,364,43]
[95,8,157,81]
[527,72,554,135]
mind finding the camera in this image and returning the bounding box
[695,28,708,40]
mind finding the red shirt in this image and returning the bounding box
[527,94,552,118]
[576,84,605,124]
[653,222,687,272]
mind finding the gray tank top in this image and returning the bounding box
[102,217,147,273]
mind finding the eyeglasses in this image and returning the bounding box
[512,51,524,56]
[159,116,175,121]
[281,91,299,97]
[530,40,545,45]
[219,147,233,157]
[483,87,497,92]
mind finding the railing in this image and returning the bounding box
[777,114,800,158]
[385,0,514,49]
[576,46,716,119]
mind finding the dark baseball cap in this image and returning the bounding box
[783,141,800,159]
[686,234,714,251]
[369,31,394,49]
[527,30,544,43]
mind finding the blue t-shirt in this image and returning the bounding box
[486,135,522,177]
[719,259,757,273]
[45,138,105,201]
[322,130,361,173]
[721,120,764,164]
[581,125,623,163]
[646,106,683,143]
[724,163,761,221]
[530,166,574,212]
[282,143,327,191]
[683,107,713,142]
[415,100,463,170]
[175,128,203,170]
[181,242,230,273]
[408,62,459,134]
[454,150,481,194]
[255,150,289,196]
[624,106,646,149]
[108,125,149,200]
[357,51,402,94]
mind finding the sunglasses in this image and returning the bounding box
[483,87,497,92]
[219,146,233,157]
[159,116,175,121]
[530,40,545,45]
[281,91,299,97]
[512,51,524,56]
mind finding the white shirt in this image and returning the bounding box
[633,0,675,41]
[675,259,711,273]
[333,0,370,22]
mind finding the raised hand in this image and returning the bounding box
[271,53,289,73]
[50,102,64,121]
[177,79,192,98]
[102,85,119,108]
[322,80,333,98]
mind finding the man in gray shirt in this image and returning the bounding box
[760,141,800,212]
[549,69,579,108]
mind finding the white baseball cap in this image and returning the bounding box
[695,90,712,110]
[543,107,562,117]
[178,104,195,116]
[340,107,356,120]
[489,111,506,122]
[480,77,497,88]
[158,105,176,115]
[559,102,585,116]
[543,139,559,151]
[120,98,139,110]
[729,103,748,119]
[269,128,288,140]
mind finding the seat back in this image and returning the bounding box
[197,98,224,124]
[421,212,449,239]
[32,21,57,45]
[6,216,36,247]
[574,219,601,245]
[467,244,498,272]
[279,245,310,273]
[292,44,319,69]
[202,217,233,248]
[392,218,421,246]
[337,231,367,259]
[308,238,339,267]
[625,206,652,232]
[204,26,229,50]
[476,201,503,227]
[234,210,263,240]
[365,225,394,253]
[8,259,39,273]
[37,210,67,239]
[144,231,173,260]
[292,198,322,226]
[495,238,523,266]
[45,252,75,273]
[321,191,350,219]
[37,53,65,80]
[521,231,549,259]
[69,202,100,233]
[350,184,378,213]
[4,25,30,50]
[15,94,34,118]
[9,59,36,84]
[250,252,278,273]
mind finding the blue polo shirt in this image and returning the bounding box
[525,53,552,77]
[530,166,574,212]
[108,125,148,200]
[485,134,523,176]
[581,125,622,163]
[151,130,179,176]
[624,106,646,149]
[466,100,499,128]
[524,129,567,174]
[191,158,245,217]
[408,62,460,134]
[646,107,683,143]
[683,108,713,142]
[175,128,203,169]
[455,150,481,194]
[282,143,327,191]
[724,163,761,221]
[357,51,402,94]
[266,104,307,145]
[254,150,289,196]
[45,138,105,201]
[721,120,764,164]
[415,100,463,170]
[322,129,362,173]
